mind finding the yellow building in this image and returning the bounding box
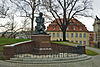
[46,18,89,46]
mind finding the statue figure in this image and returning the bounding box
[95,15,100,21]
[34,12,46,34]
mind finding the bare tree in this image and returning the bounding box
[0,0,9,18]
[0,14,30,38]
[0,21,17,38]
[9,0,41,34]
[42,0,92,41]
[0,0,32,38]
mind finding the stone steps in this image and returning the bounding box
[6,54,91,64]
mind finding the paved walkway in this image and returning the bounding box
[86,47,100,67]
[86,47,100,54]
[0,58,97,67]
[0,47,100,67]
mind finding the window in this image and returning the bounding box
[61,33,63,38]
[76,33,78,37]
[66,33,69,38]
[52,26,55,30]
[49,33,51,36]
[53,33,55,37]
[84,33,86,38]
[71,33,74,38]
[76,41,78,43]
[80,33,82,38]
[73,27,76,30]
[57,33,59,37]
[67,27,69,30]
[90,37,93,41]
[79,27,82,30]
[71,41,73,42]
[80,41,82,44]
[84,41,86,44]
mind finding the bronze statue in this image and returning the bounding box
[96,15,100,20]
[34,12,46,34]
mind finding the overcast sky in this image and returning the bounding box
[76,0,100,31]
[0,0,100,32]
[93,0,100,17]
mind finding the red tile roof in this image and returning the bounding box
[47,18,88,32]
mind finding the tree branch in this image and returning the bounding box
[57,0,64,9]
[68,0,78,19]
[51,8,63,25]
[50,10,62,30]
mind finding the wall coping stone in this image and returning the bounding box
[4,40,32,47]
[31,35,50,36]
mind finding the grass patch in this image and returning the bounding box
[86,49,99,56]
[51,41,76,46]
[67,41,80,45]
[0,37,30,52]
[0,37,30,46]
[51,41,77,46]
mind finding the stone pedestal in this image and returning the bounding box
[31,35,52,54]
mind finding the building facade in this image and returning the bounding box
[47,18,89,46]
[93,16,100,48]
[89,31,94,46]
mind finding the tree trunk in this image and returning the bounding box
[31,0,35,35]
[31,8,34,35]
[31,17,34,35]
[63,30,66,41]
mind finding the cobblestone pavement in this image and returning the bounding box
[86,47,100,67]
[0,47,100,67]
[0,59,98,67]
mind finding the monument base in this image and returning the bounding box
[31,35,52,54]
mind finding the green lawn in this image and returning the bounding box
[0,37,30,52]
[0,38,30,46]
[51,41,77,46]
[86,49,99,56]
